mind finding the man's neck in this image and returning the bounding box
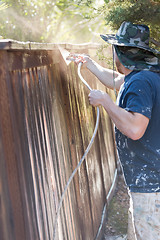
[122,66,132,76]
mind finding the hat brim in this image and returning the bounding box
[100,34,160,55]
[114,45,160,72]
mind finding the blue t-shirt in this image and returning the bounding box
[115,70,160,193]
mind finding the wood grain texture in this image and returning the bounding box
[0,42,117,240]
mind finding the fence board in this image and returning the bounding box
[0,41,117,240]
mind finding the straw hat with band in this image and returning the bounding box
[100,21,160,72]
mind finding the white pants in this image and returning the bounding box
[127,192,160,240]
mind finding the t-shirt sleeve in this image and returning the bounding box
[123,78,153,119]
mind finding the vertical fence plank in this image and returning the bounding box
[0,51,26,240]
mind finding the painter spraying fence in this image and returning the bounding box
[0,40,117,240]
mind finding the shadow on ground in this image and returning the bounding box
[103,173,129,240]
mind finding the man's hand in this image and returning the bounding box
[66,53,91,69]
[88,90,107,107]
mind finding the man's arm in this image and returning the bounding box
[86,58,124,91]
[88,90,149,140]
[68,54,124,90]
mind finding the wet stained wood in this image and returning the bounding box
[0,41,117,240]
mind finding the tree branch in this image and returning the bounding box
[150,38,160,47]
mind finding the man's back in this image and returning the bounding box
[116,70,160,193]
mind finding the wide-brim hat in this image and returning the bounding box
[100,21,160,72]
[114,45,160,72]
[100,21,160,55]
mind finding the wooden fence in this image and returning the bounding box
[0,40,117,240]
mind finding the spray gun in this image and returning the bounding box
[66,54,92,91]
[66,53,87,63]
[53,50,101,240]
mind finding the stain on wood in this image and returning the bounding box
[0,41,117,240]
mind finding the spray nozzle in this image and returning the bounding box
[66,54,87,63]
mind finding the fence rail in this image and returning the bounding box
[0,40,117,240]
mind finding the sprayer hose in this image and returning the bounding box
[53,62,117,240]
[53,62,100,239]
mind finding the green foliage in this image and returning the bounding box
[104,0,160,49]
[0,1,8,10]
[0,0,106,43]
[96,44,113,69]
[0,0,159,49]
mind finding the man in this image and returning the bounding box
[71,22,160,239]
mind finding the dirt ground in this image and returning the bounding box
[103,172,130,239]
